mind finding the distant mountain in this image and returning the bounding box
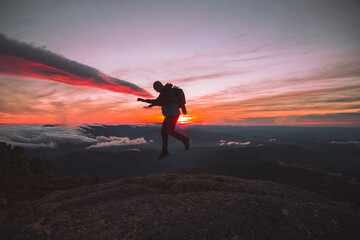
[187,144,360,177]
[0,142,107,206]
[52,143,360,206]
[55,144,343,179]
[53,143,360,181]
[1,174,359,240]
[53,149,169,179]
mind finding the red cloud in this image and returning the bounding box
[0,54,152,97]
[0,33,152,97]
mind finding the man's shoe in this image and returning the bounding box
[184,137,190,151]
[157,152,169,160]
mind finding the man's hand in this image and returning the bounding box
[137,98,144,102]
[143,104,154,109]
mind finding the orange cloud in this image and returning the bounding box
[188,83,360,126]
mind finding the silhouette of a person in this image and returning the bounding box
[138,81,190,160]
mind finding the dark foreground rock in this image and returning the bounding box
[1,174,360,240]
[190,161,360,206]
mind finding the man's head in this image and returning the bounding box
[153,81,163,92]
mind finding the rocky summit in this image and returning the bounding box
[1,173,359,240]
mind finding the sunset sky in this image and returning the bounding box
[0,0,359,126]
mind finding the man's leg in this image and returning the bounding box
[168,115,191,150]
[158,117,170,160]
[161,128,169,154]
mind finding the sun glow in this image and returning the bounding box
[178,115,193,124]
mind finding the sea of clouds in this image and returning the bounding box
[0,124,149,149]
[218,139,251,146]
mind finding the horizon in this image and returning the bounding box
[1,0,360,126]
[1,123,359,164]
[1,122,360,128]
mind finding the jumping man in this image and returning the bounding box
[137,81,190,160]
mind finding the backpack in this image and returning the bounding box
[173,86,187,115]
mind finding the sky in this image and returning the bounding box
[0,0,359,126]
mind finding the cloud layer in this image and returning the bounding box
[0,124,148,149]
[218,140,251,146]
[0,33,151,97]
[86,136,147,149]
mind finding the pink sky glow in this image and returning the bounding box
[0,0,359,126]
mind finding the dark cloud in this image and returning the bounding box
[0,33,152,97]
[326,97,360,103]
[304,60,360,82]
[204,84,360,110]
[300,112,360,120]
[220,112,360,126]
[196,57,360,105]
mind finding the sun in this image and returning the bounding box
[178,115,192,124]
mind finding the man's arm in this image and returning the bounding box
[137,98,157,104]
[138,88,174,106]
[151,89,175,106]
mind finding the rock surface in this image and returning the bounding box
[1,173,359,240]
[190,161,360,205]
